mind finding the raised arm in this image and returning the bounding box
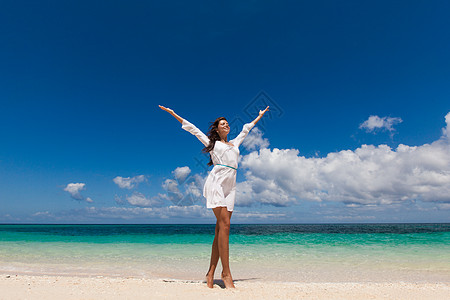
[159,105,183,123]
[159,105,210,146]
[232,106,270,147]
[251,106,269,125]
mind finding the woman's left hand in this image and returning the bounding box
[259,106,269,116]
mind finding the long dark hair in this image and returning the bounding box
[202,117,227,166]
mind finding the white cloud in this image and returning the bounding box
[161,173,205,206]
[113,175,146,189]
[32,211,52,217]
[242,127,269,151]
[162,179,183,198]
[64,183,93,202]
[239,113,450,207]
[184,178,203,199]
[236,180,296,207]
[50,205,211,221]
[158,167,205,206]
[64,183,85,200]
[172,166,191,184]
[359,115,403,133]
[234,212,287,219]
[126,192,159,207]
[324,215,377,221]
[114,194,125,205]
[442,112,450,139]
[437,203,450,210]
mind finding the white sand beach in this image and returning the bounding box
[1,273,449,300]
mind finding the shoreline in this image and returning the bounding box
[2,264,449,284]
[2,258,449,284]
[1,272,449,300]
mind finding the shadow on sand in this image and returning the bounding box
[162,278,259,289]
[203,278,260,289]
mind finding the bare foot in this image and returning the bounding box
[205,272,214,288]
[221,273,235,289]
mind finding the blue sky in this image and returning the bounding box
[1,1,449,224]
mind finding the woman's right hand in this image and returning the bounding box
[159,105,174,114]
[159,105,183,123]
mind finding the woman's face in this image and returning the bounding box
[217,119,230,137]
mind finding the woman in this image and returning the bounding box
[159,105,269,288]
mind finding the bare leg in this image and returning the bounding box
[212,207,235,288]
[205,222,219,288]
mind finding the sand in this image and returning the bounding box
[1,273,449,300]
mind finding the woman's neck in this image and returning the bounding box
[219,134,228,142]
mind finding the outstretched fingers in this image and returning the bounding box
[259,106,269,116]
[159,105,171,112]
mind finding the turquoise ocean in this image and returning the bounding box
[0,224,449,282]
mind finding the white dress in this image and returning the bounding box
[181,119,255,211]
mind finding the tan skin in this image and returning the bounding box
[159,105,269,288]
